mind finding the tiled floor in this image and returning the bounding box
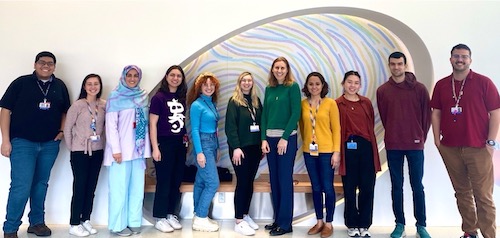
[6,221,496,238]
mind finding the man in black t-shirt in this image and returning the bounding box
[0,51,70,238]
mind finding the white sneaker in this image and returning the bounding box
[192,216,219,232]
[243,215,259,230]
[208,217,218,225]
[155,218,174,233]
[359,228,371,237]
[166,214,182,230]
[347,227,360,237]
[69,225,90,237]
[81,220,97,235]
[234,221,256,236]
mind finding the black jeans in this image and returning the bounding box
[341,136,375,229]
[70,150,104,225]
[153,136,187,218]
[230,144,261,219]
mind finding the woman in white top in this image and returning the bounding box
[104,65,151,236]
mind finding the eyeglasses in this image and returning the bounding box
[36,60,55,67]
[451,54,470,60]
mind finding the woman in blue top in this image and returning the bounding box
[187,72,221,232]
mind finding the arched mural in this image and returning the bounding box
[178,13,411,174]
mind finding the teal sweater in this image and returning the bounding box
[261,82,302,140]
[224,94,262,149]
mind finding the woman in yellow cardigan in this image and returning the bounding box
[299,72,341,238]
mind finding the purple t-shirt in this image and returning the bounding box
[150,91,187,137]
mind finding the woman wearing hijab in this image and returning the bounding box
[104,65,151,236]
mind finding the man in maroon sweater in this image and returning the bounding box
[376,52,431,238]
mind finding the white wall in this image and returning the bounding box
[0,0,499,227]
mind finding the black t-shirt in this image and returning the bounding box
[0,72,71,142]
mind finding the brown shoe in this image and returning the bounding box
[4,232,17,238]
[307,223,324,235]
[320,225,333,238]
[27,223,51,236]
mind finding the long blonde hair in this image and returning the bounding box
[231,72,260,108]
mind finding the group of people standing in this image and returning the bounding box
[1,43,499,238]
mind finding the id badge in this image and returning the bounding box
[451,106,462,115]
[183,134,189,148]
[347,141,357,150]
[39,100,51,110]
[250,123,260,132]
[309,143,319,156]
[90,135,101,142]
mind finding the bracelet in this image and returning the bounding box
[58,130,63,133]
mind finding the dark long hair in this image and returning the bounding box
[158,65,187,103]
[78,74,103,99]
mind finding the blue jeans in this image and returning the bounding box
[193,133,219,218]
[387,150,426,227]
[3,138,60,233]
[304,152,335,222]
[266,134,297,231]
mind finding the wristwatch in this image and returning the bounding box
[486,140,496,147]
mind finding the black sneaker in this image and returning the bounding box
[461,232,478,238]
[3,232,17,238]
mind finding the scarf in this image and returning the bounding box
[106,65,149,156]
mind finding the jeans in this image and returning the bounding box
[193,133,219,218]
[266,134,297,231]
[70,150,104,225]
[304,152,335,222]
[386,150,426,227]
[438,145,496,238]
[231,144,261,219]
[3,138,60,233]
[153,136,186,218]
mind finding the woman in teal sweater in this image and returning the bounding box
[225,72,263,236]
[261,57,301,236]
[187,72,221,232]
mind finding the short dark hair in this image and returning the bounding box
[341,70,361,85]
[35,51,56,64]
[301,72,329,98]
[451,44,471,56]
[78,74,103,99]
[388,51,406,64]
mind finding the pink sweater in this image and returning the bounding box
[64,99,106,155]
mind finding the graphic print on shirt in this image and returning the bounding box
[167,98,185,133]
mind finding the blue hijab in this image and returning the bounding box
[106,65,149,157]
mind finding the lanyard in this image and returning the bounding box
[85,100,99,135]
[452,76,466,107]
[245,99,257,122]
[36,80,51,99]
[203,99,219,122]
[308,99,321,142]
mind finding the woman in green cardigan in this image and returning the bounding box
[261,57,302,236]
[224,72,263,236]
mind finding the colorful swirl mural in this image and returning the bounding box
[180,13,411,174]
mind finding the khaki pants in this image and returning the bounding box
[438,145,496,238]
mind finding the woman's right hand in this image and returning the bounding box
[112,153,122,164]
[261,140,270,154]
[197,152,206,168]
[152,148,161,162]
[232,148,245,166]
